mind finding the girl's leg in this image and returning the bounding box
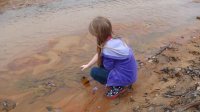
[90,67,109,85]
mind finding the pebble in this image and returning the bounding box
[148,59,153,63]
[197,82,200,85]
[92,87,98,94]
[97,106,101,109]
[130,96,135,102]
[47,81,56,87]
[181,36,184,39]
[155,94,159,97]
[196,86,200,91]
[136,106,140,110]
[148,106,154,112]
[0,99,16,111]
[46,106,61,112]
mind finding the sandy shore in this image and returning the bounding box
[0,0,200,112]
[1,29,200,112]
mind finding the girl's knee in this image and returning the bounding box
[90,67,108,85]
[90,67,99,78]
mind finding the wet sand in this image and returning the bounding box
[0,0,200,112]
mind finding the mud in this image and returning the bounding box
[134,36,200,112]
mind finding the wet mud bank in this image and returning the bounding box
[133,33,200,112]
[0,29,200,112]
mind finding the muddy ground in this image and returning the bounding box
[0,29,200,112]
[131,34,200,112]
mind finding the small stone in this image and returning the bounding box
[92,87,98,94]
[173,67,182,76]
[97,106,101,109]
[156,94,159,97]
[46,106,61,112]
[193,37,197,39]
[161,77,168,82]
[144,92,148,97]
[196,86,200,91]
[145,98,150,103]
[136,106,140,110]
[46,106,53,111]
[130,96,135,102]
[137,60,143,65]
[175,67,182,72]
[0,99,16,111]
[197,16,200,20]
[47,81,56,87]
[148,59,153,63]
[2,102,7,106]
[163,107,174,112]
[148,106,154,112]
[152,56,156,59]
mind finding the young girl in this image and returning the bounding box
[81,16,137,99]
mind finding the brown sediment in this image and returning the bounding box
[131,36,200,112]
[4,39,58,74]
[7,56,50,71]
[0,23,200,112]
[0,30,200,112]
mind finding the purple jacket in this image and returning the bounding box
[102,38,137,86]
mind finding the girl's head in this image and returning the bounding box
[89,16,113,66]
[89,16,113,46]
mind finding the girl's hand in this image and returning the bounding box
[81,53,98,71]
[81,64,89,71]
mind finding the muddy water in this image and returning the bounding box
[0,0,200,112]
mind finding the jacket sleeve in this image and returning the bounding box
[103,57,114,71]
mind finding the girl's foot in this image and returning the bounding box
[106,86,127,99]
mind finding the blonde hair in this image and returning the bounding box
[89,16,113,66]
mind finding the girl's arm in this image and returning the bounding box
[81,53,98,71]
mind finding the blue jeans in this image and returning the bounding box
[90,67,109,85]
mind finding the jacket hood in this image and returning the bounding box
[102,38,130,60]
